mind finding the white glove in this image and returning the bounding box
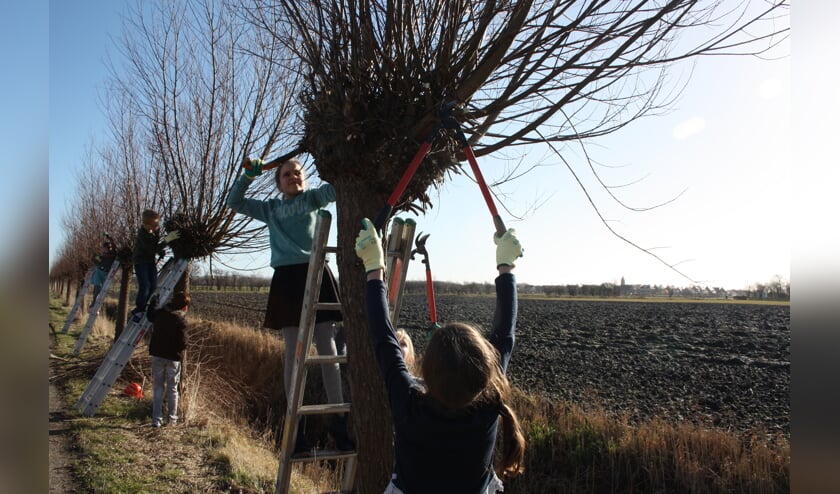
[164,230,181,243]
[354,218,385,273]
[494,228,523,267]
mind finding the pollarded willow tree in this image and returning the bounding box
[109,0,299,259]
[107,0,304,277]
[243,0,788,490]
[49,144,130,322]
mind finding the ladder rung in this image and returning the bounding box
[324,246,339,254]
[314,302,342,311]
[305,354,348,366]
[298,403,351,415]
[291,450,357,462]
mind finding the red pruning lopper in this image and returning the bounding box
[411,232,441,338]
[372,101,506,236]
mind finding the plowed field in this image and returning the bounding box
[189,291,790,437]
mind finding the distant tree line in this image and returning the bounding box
[186,274,789,300]
[189,271,271,291]
[400,278,790,300]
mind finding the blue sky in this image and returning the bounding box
[45,1,793,290]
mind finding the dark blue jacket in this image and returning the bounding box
[365,273,517,494]
[132,227,165,265]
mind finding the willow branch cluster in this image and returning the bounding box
[248,0,788,214]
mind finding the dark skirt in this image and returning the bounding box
[263,263,343,329]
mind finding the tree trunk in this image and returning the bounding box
[174,262,190,295]
[334,183,395,492]
[64,276,72,306]
[115,263,132,340]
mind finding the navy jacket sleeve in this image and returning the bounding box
[365,279,415,415]
[489,272,517,374]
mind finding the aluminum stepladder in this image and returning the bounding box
[73,260,121,355]
[385,218,417,327]
[74,257,189,416]
[274,211,417,493]
[60,267,95,334]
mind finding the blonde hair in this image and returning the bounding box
[395,329,415,371]
[420,322,525,477]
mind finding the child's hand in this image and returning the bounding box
[354,218,385,273]
[243,158,264,178]
[164,230,181,243]
[494,228,523,268]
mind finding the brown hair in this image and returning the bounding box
[420,322,525,477]
[167,291,190,311]
[141,209,160,221]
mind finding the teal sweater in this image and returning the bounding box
[226,175,336,267]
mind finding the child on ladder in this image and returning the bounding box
[355,218,526,494]
[131,209,180,319]
[89,234,118,313]
[226,157,354,453]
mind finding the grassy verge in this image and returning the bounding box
[50,292,789,493]
[49,295,335,493]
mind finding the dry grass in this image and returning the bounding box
[90,310,115,339]
[54,294,789,493]
[181,314,788,493]
[52,295,341,493]
[506,389,789,493]
[175,318,343,492]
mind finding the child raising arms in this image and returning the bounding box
[355,218,526,494]
[226,157,353,453]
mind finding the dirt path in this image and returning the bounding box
[49,362,79,493]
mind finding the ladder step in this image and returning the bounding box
[304,354,348,366]
[291,449,357,462]
[314,302,342,311]
[324,246,339,254]
[298,403,351,415]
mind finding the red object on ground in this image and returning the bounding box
[123,382,144,398]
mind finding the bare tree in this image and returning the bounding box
[96,90,157,335]
[52,147,126,315]
[109,0,302,266]
[51,0,304,339]
[238,0,788,489]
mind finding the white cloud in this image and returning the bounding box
[672,117,706,140]
[759,78,784,99]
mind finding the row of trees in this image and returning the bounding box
[187,275,790,300]
[50,1,788,490]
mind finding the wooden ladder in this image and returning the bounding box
[274,211,416,493]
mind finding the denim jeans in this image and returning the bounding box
[134,262,157,313]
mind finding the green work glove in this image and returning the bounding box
[494,228,523,268]
[164,230,181,244]
[243,158,264,178]
[354,218,385,273]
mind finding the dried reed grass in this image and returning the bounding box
[507,387,789,493]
